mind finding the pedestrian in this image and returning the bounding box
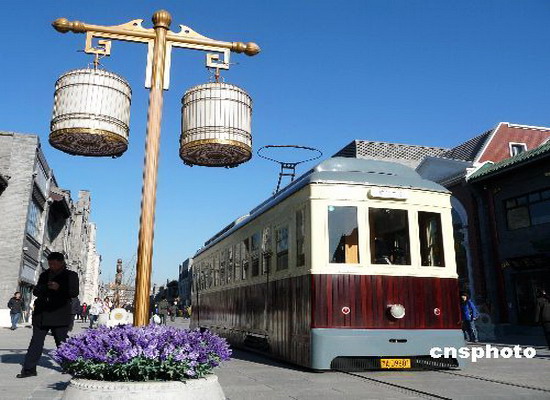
[69,297,81,331]
[169,300,178,322]
[103,296,113,312]
[80,302,88,323]
[7,291,25,330]
[460,291,479,343]
[17,252,79,378]
[88,298,102,328]
[158,296,169,325]
[534,289,550,350]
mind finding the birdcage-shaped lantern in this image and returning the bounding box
[49,68,132,157]
[180,82,252,167]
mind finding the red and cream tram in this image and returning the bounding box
[190,157,464,370]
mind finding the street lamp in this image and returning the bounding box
[49,10,260,326]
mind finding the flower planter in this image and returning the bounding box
[62,376,225,400]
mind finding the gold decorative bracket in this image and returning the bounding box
[206,52,230,70]
[52,16,260,90]
[85,34,112,57]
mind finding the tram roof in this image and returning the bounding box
[195,157,448,256]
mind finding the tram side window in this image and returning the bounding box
[213,255,220,286]
[418,211,445,267]
[296,208,306,267]
[233,244,241,282]
[251,232,260,277]
[220,250,227,285]
[262,226,272,274]
[242,239,250,279]
[276,226,289,270]
[369,208,410,265]
[328,206,359,264]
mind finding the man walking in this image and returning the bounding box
[17,252,79,378]
[88,298,102,328]
[7,291,25,330]
[158,296,169,325]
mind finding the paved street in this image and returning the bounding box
[1,319,549,400]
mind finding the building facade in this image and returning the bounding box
[178,258,193,307]
[0,131,101,325]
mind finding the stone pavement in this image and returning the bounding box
[1,319,549,400]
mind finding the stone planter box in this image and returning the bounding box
[62,376,225,400]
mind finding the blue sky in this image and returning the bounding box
[3,1,550,285]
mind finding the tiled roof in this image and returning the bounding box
[467,141,550,182]
[440,130,493,161]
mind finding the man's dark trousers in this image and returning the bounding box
[23,325,69,371]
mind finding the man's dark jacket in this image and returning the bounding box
[32,268,79,327]
[7,297,25,314]
[535,295,550,324]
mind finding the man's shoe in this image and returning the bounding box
[16,369,37,378]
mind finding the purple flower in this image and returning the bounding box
[49,325,231,382]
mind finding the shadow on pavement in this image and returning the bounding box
[48,381,70,391]
[229,347,314,373]
[0,349,61,371]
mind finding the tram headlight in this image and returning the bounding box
[388,304,406,319]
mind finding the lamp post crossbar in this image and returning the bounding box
[52,10,259,326]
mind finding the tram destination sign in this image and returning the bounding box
[368,188,408,200]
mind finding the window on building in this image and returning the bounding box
[251,232,260,276]
[328,206,359,264]
[276,226,289,271]
[418,212,445,267]
[510,143,527,157]
[296,208,306,267]
[505,188,550,230]
[26,198,43,239]
[369,208,410,265]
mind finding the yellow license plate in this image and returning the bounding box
[380,358,411,369]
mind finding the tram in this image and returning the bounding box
[190,157,464,370]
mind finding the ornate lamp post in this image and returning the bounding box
[50,10,259,326]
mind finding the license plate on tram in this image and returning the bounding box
[380,358,411,369]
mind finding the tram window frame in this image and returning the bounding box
[251,232,260,277]
[369,207,411,265]
[262,226,272,274]
[276,225,289,271]
[213,254,220,286]
[328,205,360,264]
[242,238,250,280]
[220,249,227,285]
[233,243,241,282]
[418,211,445,267]
[296,208,306,267]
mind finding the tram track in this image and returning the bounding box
[336,370,452,400]
[435,370,550,394]
[336,368,550,399]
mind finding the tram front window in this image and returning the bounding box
[328,206,359,264]
[369,208,410,265]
